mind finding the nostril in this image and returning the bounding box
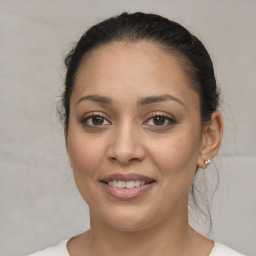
[108,155,138,165]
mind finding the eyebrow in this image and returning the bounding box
[76,94,112,105]
[76,94,185,107]
[138,94,185,107]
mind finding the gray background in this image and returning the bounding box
[0,0,255,255]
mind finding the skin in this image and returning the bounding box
[66,41,223,256]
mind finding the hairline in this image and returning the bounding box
[65,38,204,136]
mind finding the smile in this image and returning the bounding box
[100,173,156,199]
[107,180,146,188]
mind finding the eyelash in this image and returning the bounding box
[144,113,177,127]
[80,112,111,127]
[80,112,176,128]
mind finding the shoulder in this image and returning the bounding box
[28,240,69,256]
[210,242,245,256]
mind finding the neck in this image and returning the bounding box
[83,211,196,256]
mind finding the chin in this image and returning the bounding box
[91,205,157,232]
[107,217,154,232]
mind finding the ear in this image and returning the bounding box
[197,111,223,169]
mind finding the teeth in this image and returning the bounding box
[113,180,118,187]
[117,180,125,188]
[125,180,134,188]
[108,180,148,188]
[134,180,140,187]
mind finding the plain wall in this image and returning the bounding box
[0,0,255,255]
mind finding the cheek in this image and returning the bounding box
[67,132,108,206]
[148,127,201,184]
[146,130,201,215]
[67,130,106,181]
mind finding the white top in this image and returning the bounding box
[28,239,245,256]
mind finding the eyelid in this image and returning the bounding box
[145,111,176,120]
[79,111,177,128]
[80,111,112,126]
[143,111,177,126]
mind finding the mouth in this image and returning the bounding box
[101,180,155,188]
[100,173,156,199]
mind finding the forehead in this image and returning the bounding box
[73,41,199,109]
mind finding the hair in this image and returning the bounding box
[58,12,220,230]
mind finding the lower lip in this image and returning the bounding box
[102,182,154,199]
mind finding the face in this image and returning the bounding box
[67,41,204,231]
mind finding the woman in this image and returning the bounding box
[29,12,244,256]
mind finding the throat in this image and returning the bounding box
[80,218,200,256]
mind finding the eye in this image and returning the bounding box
[80,113,111,127]
[144,114,176,127]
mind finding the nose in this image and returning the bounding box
[107,121,145,165]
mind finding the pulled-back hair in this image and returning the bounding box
[61,12,219,135]
[59,12,221,230]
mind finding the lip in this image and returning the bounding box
[100,173,155,183]
[100,173,156,200]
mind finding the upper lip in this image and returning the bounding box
[100,173,155,183]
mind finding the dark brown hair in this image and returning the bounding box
[59,12,220,230]
[60,12,219,136]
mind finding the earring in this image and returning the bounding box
[204,159,211,165]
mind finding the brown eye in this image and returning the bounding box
[144,114,176,127]
[81,114,111,127]
[153,116,166,126]
[92,116,104,125]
